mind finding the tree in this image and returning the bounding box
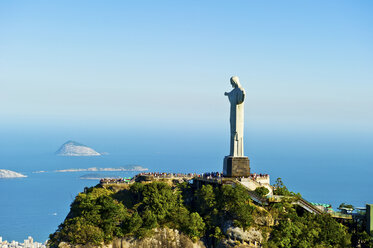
[139,182,183,224]
[217,184,254,229]
[49,217,104,246]
[338,203,354,210]
[266,211,351,248]
[95,195,127,240]
[196,184,216,215]
[255,186,270,197]
[273,178,291,196]
[141,209,158,229]
[182,212,205,241]
[273,178,301,198]
[51,186,127,244]
[121,211,142,235]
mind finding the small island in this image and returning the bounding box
[0,169,27,178]
[55,141,101,157]
[79,173,118,180]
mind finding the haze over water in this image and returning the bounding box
[1,0,372,244]
[0,124,372,242]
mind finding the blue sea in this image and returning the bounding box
[0,125,372,242]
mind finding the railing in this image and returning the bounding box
[267,195,284,202]
[263,194,324,215]
[236,180,269,204]
[238,177,264,188]
[296,198,324,214]
[330,212,353,219]
[195,177,222,184]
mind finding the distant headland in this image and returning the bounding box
[0,169,27,178]
[55,165,148,173]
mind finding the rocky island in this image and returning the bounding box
[79,173,112,180]
[0,169,27,178]
[56,141,101,156]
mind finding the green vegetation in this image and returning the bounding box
[273,177,301,197]
[49,182,205,246]
[194,183,258,245]
[49,182,258,247]
[255,186,270,197]
[345,208,373,248]
[265,201,351,248]
[339,203,354,210]
[48,179,369,247]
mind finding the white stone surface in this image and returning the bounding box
[225,226,263,244]
[239,176,273,196]
[255,176,270,185]
[225,76,246,157]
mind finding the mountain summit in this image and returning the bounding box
[55,141,101,156]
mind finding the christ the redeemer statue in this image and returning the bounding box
[224,76,245,157]
[223,76,250,177]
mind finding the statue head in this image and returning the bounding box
[230,76,241,88]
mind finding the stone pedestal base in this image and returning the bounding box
[223,156,250,177]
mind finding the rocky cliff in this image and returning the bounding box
[0,169,27,178]
[57,227,264,248]
[58,228,206,248]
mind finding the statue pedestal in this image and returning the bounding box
[223,156,250,177]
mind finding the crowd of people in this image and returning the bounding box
[98,172,269,185]
[137,171,223,179]
[249,173,269,180]
[199,171,222,179]
[137,172,197,178]
[100,178,131,184]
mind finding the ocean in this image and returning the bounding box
[0,125,372,242]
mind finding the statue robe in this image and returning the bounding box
[227,86,245,157]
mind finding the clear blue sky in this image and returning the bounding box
[1,0,372,133]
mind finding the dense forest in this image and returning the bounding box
[49,179,372,248]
